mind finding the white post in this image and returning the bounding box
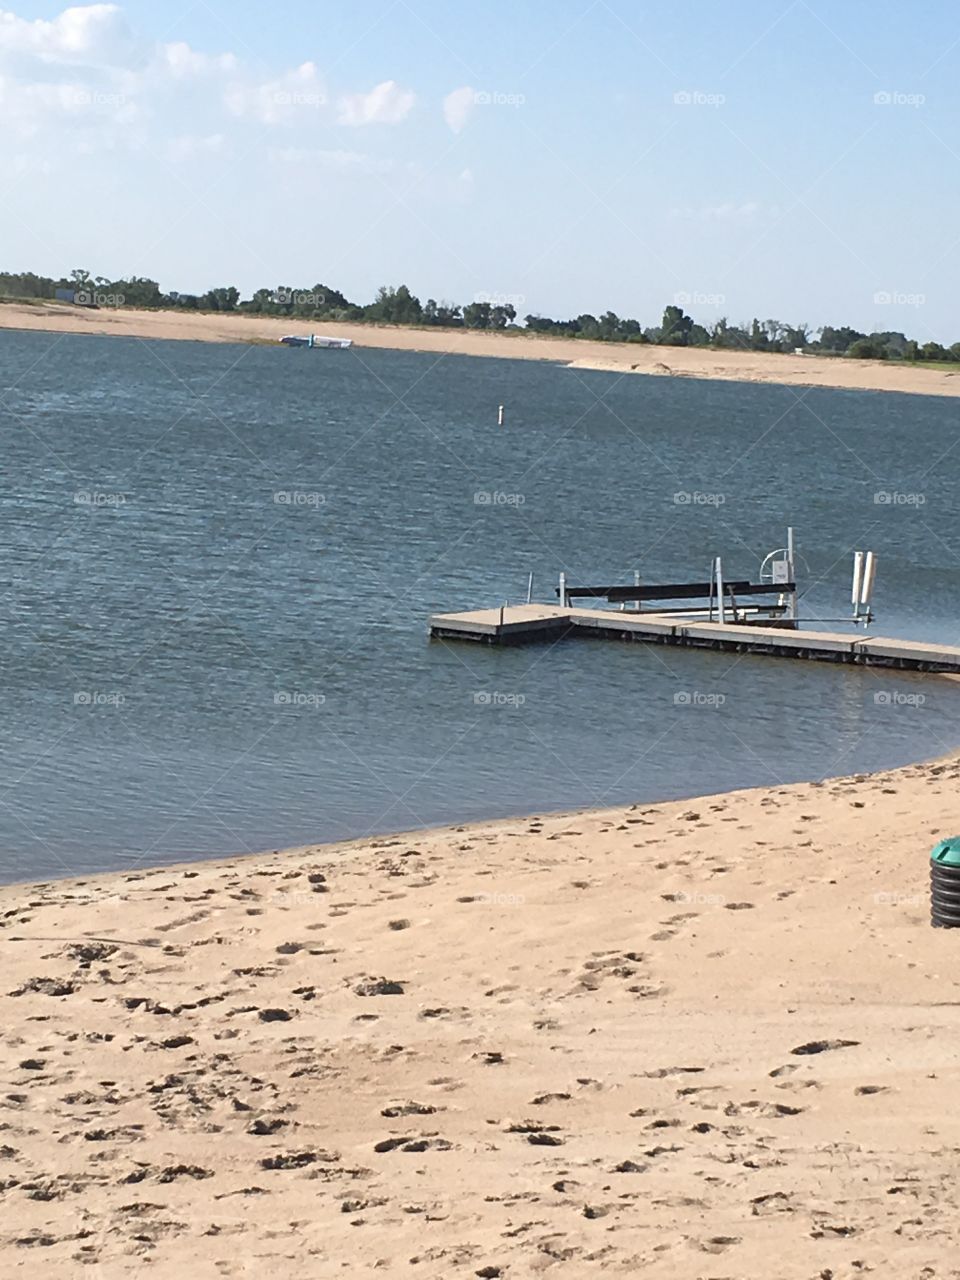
[852,551,865,619]
[708,559,715,622]
[786,526,797,624]
[861,552,877,613]
[526,571,534,604]
[634,568,641,613]
[498,404,505,426]
[559,571,567,608]
[716,556,726,624]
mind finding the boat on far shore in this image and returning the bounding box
[279,334,353,350]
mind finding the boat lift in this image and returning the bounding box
[555,528,878,630]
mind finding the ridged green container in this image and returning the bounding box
[931,838,960,928]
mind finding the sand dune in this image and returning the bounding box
[2,754,960,1277]
[2,301,960,399]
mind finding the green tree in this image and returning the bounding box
[920,340,948,362]
[660,304,693,345]
[781,323,811,350]
[366,284,422,324]
[463,301,493,328]
[709,317,749,349]
[200,286,240,311]
[818,325,865,353]
[846,338,887,359]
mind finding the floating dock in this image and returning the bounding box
[429,604,960,674]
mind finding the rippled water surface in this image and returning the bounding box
[2,329,959,882]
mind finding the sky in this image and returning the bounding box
[1,0,959,340]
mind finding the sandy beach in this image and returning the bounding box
[2,752,960,1277]
[2,301,960,399]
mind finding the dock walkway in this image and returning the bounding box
[428,604,960,674]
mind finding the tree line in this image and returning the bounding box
[1,268,956,362]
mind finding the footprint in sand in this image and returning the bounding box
[791,1039,860,1056]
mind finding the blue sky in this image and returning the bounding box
[3,1,959,339]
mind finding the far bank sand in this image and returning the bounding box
[2,300,959,399]
[2,753,960,1276]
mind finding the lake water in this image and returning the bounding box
[2,329,959,883]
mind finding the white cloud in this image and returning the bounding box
[225,60,327,124]
[708,201,759,221]
[162,41,237,79]
[0,5,417,145]
[0,4,134,66]
[0,68,136,138]
[337,79,414,126]
[443,85,474,133]
[0,4,422,168]
[274,146,396,175]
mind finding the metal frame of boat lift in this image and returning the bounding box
[551,530,880,629]
[555,529,801,628]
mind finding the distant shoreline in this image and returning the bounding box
[2,300,960,398]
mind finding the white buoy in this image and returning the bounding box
[497,404,505,426]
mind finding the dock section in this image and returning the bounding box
[428,604,960,674]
